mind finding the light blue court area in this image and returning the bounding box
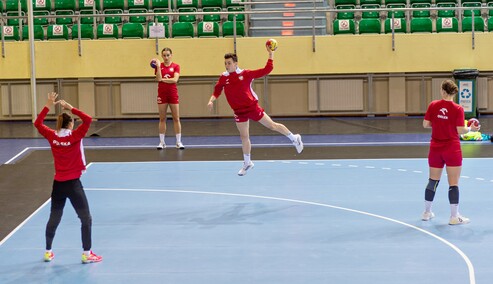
[1,159,493,284]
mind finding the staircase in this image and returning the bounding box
[247,0,327,36]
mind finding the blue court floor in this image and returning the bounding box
[1,159,492,284]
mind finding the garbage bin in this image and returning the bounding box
[453,69,479,119]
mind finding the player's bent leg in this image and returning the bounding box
[258,115,303,153]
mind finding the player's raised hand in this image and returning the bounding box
[58,100,74,111]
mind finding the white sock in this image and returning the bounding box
[46,250,52,253]
[83,250,91,256]
[159,134,165,144]
[176,133,182,143]
[450,204,459,217]
[244,154,251,164]
[286,133,295,142]
[424,201,433,212]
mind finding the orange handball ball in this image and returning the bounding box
[266,39,278,51]
[467,118,480,127]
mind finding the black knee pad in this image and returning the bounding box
[425,179,439,201]
[448,186,459,204]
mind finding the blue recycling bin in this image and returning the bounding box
[453,69,479,119]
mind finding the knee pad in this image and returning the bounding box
[425,179,439,201]
[448,186,459,204]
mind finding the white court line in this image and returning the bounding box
[5,147,32,164]
[85,187,475,284]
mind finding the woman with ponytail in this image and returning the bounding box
[34,92,102,264]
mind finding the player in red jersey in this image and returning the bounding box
[153,47,185,150]
[421,80,479,225]
[34,92,102,263]
[207,46,303,176]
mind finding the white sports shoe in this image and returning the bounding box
[157,142,166,150]
[238,161,254,176]
[421,211,435,221]
[449,215,470,225]
[176,142,185,149]
[292,134,303,154]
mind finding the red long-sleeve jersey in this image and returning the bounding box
[213,59,273,113]
[34,107,92,181]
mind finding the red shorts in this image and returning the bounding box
[157,92,179,104]
[428,143,462,168]
[234,104,265,123]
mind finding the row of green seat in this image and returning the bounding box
[0,21,245,40]
[334,16,491,33]
[0,0,243,12]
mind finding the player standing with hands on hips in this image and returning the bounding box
[152,47,185,150]
[34,92,102,263]
[421,80,480,225]
[207,40,303,176]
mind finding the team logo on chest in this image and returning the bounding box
[239,75,243,81]
[437,107,449,119]
[169,67,174,72]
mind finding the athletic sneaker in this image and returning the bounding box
[238,161,254,176]
[44,251,54,262]
[292,134,303,154]
[81,251,103,264]
[449,215,470,225]
[157,142,166,150]
[176,142,185,150]
[421,211,435,221]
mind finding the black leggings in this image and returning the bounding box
[45,179,92,251]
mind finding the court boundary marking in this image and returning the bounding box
[86,187,475,284]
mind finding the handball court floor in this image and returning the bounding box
[1,116,493,283]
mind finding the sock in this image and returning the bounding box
[46,250,52,253]
[176,133,181,143]
[286,133,295,142]
[84,250,91,256]
[450,204,459,217]
[424,201,433,213]
[244,154,251,164]
[159,134,165,144]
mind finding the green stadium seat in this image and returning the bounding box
[30,0,51,11]
[412,3,431,18]
[383,0,406,4]
[103,0,124,9]
[79,9,99,24]
[5,0,26,12]
[1,26,20,41]
[197,21,220,37]
[55,11,75,25]
[437,3,456,18]
[122,22,144,38]
[55,0,76,11]
[72,24,94,39]
[436,17,458,32]
[78,0,100,10]
[488,17,493,31]
[334,0,357,5]
[6,11,26,26]
[178,8,197,23]
[128,0,150,9]
[104,9,123,24]
[360,0,381,5]
[153,8,170,23]
[47,24,70,40]
[129,9,148,23]
[152,0,175,9]
[361,4,380,19]
[336,5,355,20]
[176,0,198,9]
[33,11,50,26]
[202,0,223,8]
[227,7,245,22]
[225,0,244,7]
[22,25,45,40]
[411,17,432,32]
[171,22,194,37]
[222,20,245,36]
[386,4,405,19]
[203,7,222,22]
[97,23,119,38]
[462,3,481,17]
[148,22,169,38]
[333,19,356,34]
[359,19,381,34]
[384,17,406,33]
[435,0,457,4]
[462,16,485,32]
[409,0,432,4]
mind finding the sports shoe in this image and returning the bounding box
[292,134,303,154]
[421,211,435,221]
[238,161,254,176]
[157,142,166,150]
[81,251,103,264]
[176,142,185,150]
[449,215,470,225]
[44,251,54,262]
